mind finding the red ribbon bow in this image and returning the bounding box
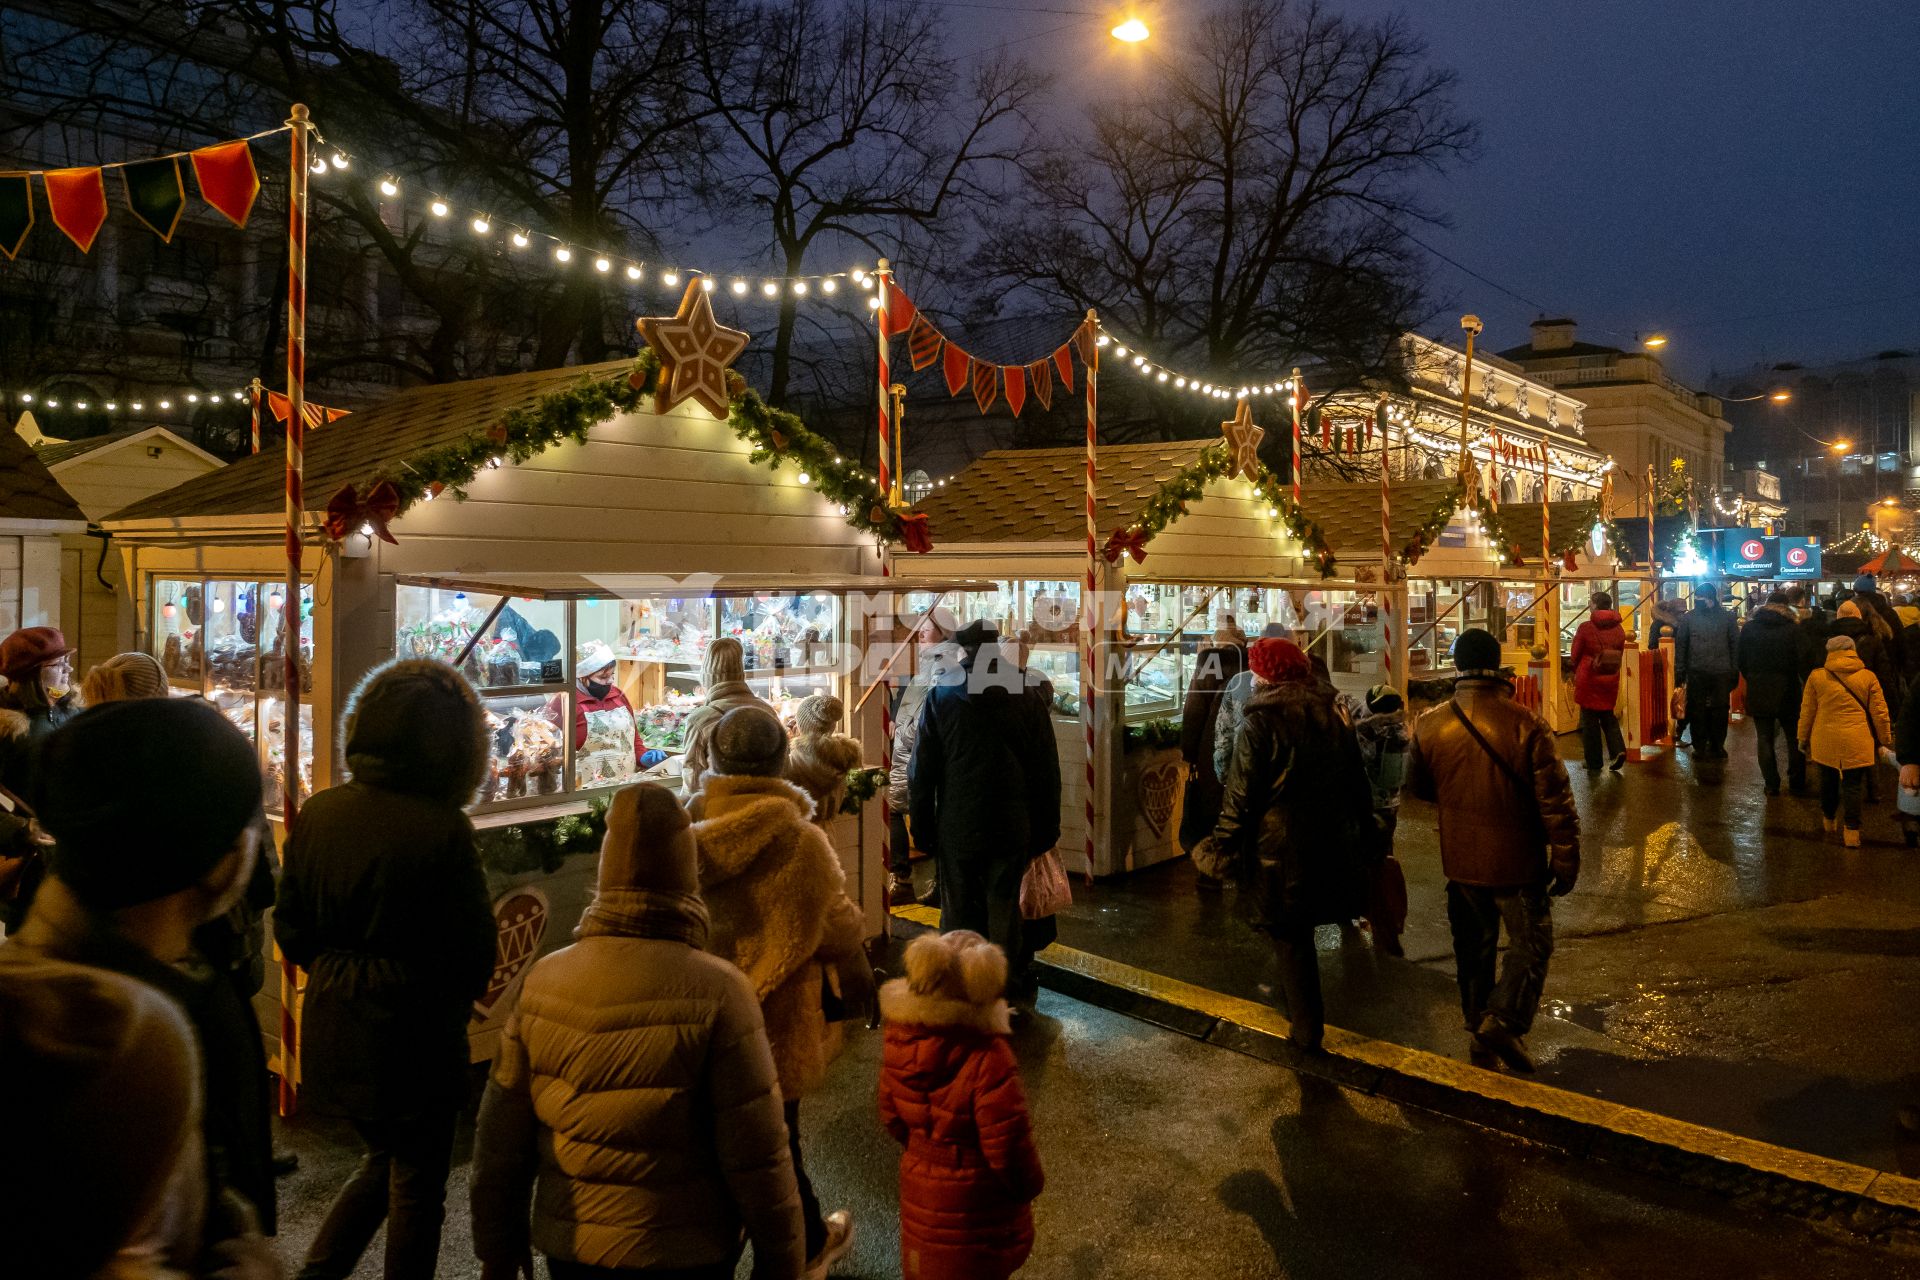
[325,481,402,545]
[895,511,933,555]
[1103,526,1150,564]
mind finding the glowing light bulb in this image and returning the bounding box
[1111,17,1149,42]
[821,279,836,294]
[429,199,449,217]
[731,279,748,295]
[797,471,811,484]
[662,271,679,287]
[1095,334,1110,347]
[379,177,398,197]
[106,401,117,410]
[1156,371,1168,382]
[511,230,529,248]
[866,296,881,310]
[76,400,88,409]
[700,276,715,292]
[1175,378,1186,388]
[1113,345,1128,357]
[268,592,284,610]
[186,393,200,403]
[131,401,143,411]
[162,602,176,620]
[310,157,328,175]
[554,246,572,263]
[17,394,29,403]
[158,399,170,409]
[859,274,874,290]
[762,281,778,297]
[792,281,808,296]
[210,596,226,613]
[470,216,490,234]
[594,257,611,273]
[625,264,642,280]
[329,152,348,170]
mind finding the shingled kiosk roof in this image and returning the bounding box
[1299,479,1461,558]
[34,431,137,468]
[0,427,87,524]
[914,440,1220,544]
[106,361,629,524]
[1502,499,1608,559]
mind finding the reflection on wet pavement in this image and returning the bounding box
[1043,717,1920,1170]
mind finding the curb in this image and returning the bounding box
[890,905,1920,1244]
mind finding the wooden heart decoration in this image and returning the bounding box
[1139,759,1181,837]
[475,886,550,1016]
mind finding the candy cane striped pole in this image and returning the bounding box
[1290,368,1303,507]
[1379,400,1393,687]
[278,102,312,1119]
[249,377,263,455]
[1540,442,1551,569]
[875,258,892,504]
[1084,312,1099,882]
[1647,463,1657,575]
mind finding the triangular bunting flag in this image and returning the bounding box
[1053,343,1075,393]
[268,390,352,426]
[1027,358,1053,411]
[1071,323,1096,369]
[879,287,918,339]
[122,156,186,243]
[1320,408,1332,449]
[971,358,998,413]
[907,312,943,372]
[44,167,107,252]
[943,343,971,397]
[191,140,259,228]
[1003,365,1026,417]
[0,173,32,261]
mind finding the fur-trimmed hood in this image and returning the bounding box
[879,979,1012,1037]
[341,658,489,805]
[0,708,30,744]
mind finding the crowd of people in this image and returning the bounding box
[11,567,1916,1278]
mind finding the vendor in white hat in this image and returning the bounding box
[556,641,665,787]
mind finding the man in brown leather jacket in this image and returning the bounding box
[1406,629,1580,1074]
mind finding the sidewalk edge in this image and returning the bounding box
[889,906,1920,1244]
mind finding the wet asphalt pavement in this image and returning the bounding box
[1050,714,1920,1171]
[272,989,1920,1279]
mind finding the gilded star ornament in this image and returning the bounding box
[635,281,751,419]
[1222,398,1263,480]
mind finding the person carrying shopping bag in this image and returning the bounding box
[1799,634,1893,848]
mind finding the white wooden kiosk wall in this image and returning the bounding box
[107,382,897,1063]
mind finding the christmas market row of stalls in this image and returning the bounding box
[100,300,966,1072]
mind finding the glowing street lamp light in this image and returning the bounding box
[1643,333,1669,350]
[1111,17,1150,42]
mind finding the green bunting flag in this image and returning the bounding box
[121,156,185,242]
[0,174,31,261]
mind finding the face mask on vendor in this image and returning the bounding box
[584,669,615,697]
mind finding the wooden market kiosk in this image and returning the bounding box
[101,359,941,1068]
[905,439,1405,879]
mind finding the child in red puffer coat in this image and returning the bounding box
[879,931,1044,1280]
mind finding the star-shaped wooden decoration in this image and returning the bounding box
[635,280,750,419]
[1221,398,1264,480]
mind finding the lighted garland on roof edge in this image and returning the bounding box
[1399,483,1636,571]
[373,348,917,548]
[1104,440,1338,579]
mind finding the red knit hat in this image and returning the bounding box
[1248,636,1310,684]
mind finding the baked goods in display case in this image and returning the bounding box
[482,696,566,801]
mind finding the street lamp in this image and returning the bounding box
[1722,388,1792,404]
[1111,17,1150,41]
[1643,333,1669,350]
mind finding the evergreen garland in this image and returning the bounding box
[1107,440,1338,578]
[474,795,611,876]
[1398,483,1631,570]
[370,348,920,547]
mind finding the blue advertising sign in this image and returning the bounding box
[1774,536,1821,580]
[1699,528,1776,577]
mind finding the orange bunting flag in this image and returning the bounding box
[1053,342,1075,392]
[971,358,999,413]
[190,140,260,228]
[906,312,943,371]
[1003,365,1026,417]
[1027,358,1053,411]
[267,390,351,427]
[44,167,108,252]
[1071,323,1096,370]
[943,343,971,397]
[879,288,918,339]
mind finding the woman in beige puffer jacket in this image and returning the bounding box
[470,782,804,1279]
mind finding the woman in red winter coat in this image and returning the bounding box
[879,931,1044,1280]
[1569,591,1630,772]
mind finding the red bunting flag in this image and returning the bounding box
[190,140,260,228]
[879,287,918,339]
[943,343,971,397]
[1054,342,1075,392]
[971,358,999,413]
[1003,364,1026,417]
[906,312,943,372]
[1027,358,1053,411]
[267,390,351,427]
[44,167,107,252]
[1071,323,1096,370]
[1321,407,1332,449]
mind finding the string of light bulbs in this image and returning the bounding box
[308,144,880,304]
[1090,328,1298,401]
[9,385,253,417]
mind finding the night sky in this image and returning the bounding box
[954,0,1920,383]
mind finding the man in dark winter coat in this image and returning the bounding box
[910,622,1062,1008]
[1569,592,1629,772]
[1676,583,1740,759]
[1739,590,1809,795]
[1179,634,1245,882]
[1851,573,1911,708]
[276,659,500,1280]
[5,697,279,1276]
[1407,629,1580,1075]
[1211,637,1375,1053]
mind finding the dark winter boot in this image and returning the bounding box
[1476,1014,1537,1074]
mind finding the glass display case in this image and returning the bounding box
[149,576,315,812]
[396,579,863,811]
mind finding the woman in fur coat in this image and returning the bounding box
[879,931,1044,1280]
[691,705,866,1278]
[785,693,864,827]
